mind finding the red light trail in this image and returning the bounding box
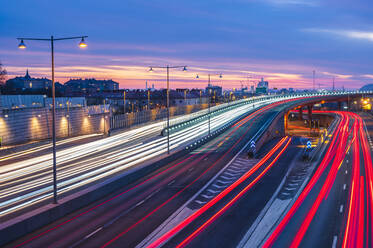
[263,111,373,248]
[146,137,291,248]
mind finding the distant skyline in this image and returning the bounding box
[1,0,373,89]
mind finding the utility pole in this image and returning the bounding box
[67,99,70,137]
[196,73,222,135]
[148,65,187,154]
[147,89,150,110]
[17,35,87,205]
[208,74,211,135]
[332,77,335,91]
[313,70,315,91]
[123,90,126,114]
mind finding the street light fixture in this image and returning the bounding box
[196,73,223,135]
[18,39,26,49]
[17,35,88,204]
[148,65,188,154]
[79,37,88,48]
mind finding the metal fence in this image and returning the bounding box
[110,103,209,130]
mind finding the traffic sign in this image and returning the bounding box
[306,140,312,149]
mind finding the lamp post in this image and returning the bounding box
[147,89,150,110]
[17,35,87,204]
[66,99,70,137]
[123,90,126,114]
[199,90,202,105]
[103,98,107,135]
[149,65,187,154]
[196,73,223,135]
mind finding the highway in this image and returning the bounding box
[138,111,372,248]
[5,97,303,248]
[144,136,294,248]
[262,112,373,248]
[0,134,103,165]
[1,96,299,219]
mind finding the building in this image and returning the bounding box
[256,78,269,94]
[4,70,65,95]
[64,78,119,96]
[6,70,52,90]
[205,85,223,97]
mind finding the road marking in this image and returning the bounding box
[85,227,103,239]
[343,184,346,190]
[136,200,145,207]
[224,172,239,177]
[167,180,175,186]
[212,183,227,189]
[332,235,338,248]
[144,188,160,201]
[207,189,219,194]
[339,205,344,213]
[195,200,206,205]
[201,194,214,199]
[217,179,232,184]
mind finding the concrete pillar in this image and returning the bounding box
[299,107,303,120]
[284,111,289,131]
[307,105,313,128]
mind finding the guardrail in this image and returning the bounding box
[161,90,373,136]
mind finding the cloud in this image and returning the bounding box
[322,71,352,79]
[263,0,319,6]
[303,28,373,42]
[362,74,373,79]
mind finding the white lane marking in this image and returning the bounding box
[167,180,175,186]
[211,184,226,189]
[85,227,103,239]
[136,200,145,207]
[339,205,344,213]
[221,175,234,180]
[332,235,338,248]
[207,189,219,194]
[343,184,346,190]
[216,179,232,184]
[201,194,214,199]
[144,188,161,201]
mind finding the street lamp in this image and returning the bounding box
[17,35,88,204]
[196,73,223,135]
[18,39,26,49]
[148,65,187,154]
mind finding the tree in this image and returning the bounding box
[0,61,6,86]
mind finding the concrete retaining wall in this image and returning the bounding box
[0,107,108,145]
[254,110,285,154]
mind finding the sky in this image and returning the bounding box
[1,0,373,90]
